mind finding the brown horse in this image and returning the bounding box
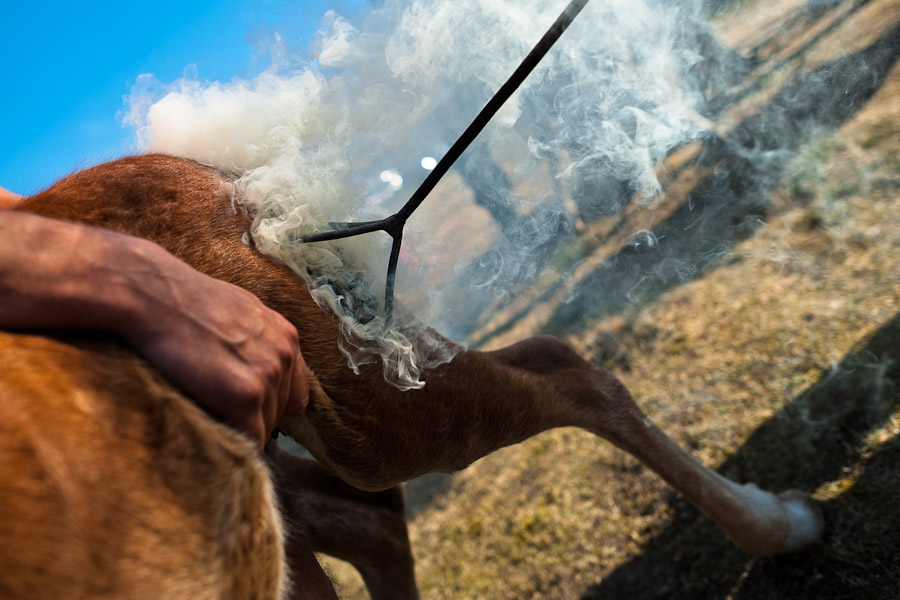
[0,154,823,599]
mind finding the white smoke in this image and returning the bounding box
[125,0,708,389]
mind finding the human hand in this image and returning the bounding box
[121,246,310,451]
[0,211,308,451]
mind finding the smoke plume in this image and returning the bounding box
[125,0,719,389]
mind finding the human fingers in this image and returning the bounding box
[258,313,303,445]
[286,348,310,415]
[245,410,269,453]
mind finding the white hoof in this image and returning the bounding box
[777,489,825,552]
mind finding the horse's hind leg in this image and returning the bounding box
[283,335,823,556]
[485,337,825,556]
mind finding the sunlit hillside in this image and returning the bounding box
[323,0,900,597]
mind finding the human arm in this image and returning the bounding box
[0,209,308,451]
[0,186,20,209]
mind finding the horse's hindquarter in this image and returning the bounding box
[0,332,284,600]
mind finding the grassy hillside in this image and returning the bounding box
[324,0,900,597]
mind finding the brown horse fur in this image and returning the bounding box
[0,155,824,599]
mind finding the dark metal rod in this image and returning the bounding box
[300,0,592,316]
[301,219,389,243]
[395,0,590,222]
[383,231,403,321]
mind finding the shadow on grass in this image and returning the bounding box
[707,0,875,117]
[580,312,900,599]
[456,13,899,350]
[540,25,900,339]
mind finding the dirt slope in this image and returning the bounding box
[324,0,900,597]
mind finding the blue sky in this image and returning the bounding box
[0,1,367,195]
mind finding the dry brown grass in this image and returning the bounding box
[323,1,900,597]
